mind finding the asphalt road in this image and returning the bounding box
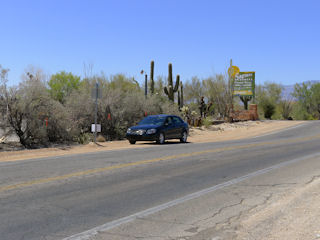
[0,121,319,240]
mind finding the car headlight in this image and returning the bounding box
[127,128,132,134]
[146,128,157,134]
[137,129,146,135]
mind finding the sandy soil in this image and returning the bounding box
[0,120,304,163]
[236,177,320,240]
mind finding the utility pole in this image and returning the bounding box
[145,74,148,99]
[94,81,98,144]
[229,59,233,93]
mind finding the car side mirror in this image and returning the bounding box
[164,122,169,126]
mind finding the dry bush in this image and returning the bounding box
[97,90,181,141]
[3,69,73,148]
[3,71,185,146]
[203,74,232,119]
[280,99,294,120]
[96,134,106,142]
[65,89,95,136]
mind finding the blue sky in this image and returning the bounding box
[1,0,319,86]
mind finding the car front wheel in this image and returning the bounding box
[180,131,188,143]
[129,140,136,144]
[156,133,165,144]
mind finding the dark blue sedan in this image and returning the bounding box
[126,114,189,144]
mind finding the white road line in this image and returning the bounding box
[252,122,310,139]
[63,151,320,240]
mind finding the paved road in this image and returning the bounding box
[0,121,319,240]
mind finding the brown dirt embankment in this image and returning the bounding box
[0,120,305,163]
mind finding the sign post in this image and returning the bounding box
[227,60,240,117]
[92,82,101,143]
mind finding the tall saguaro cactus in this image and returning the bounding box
[150,60,154,95]
[164,63,179,102]
[180,81,184,107]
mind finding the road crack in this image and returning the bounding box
[305,175,320,185]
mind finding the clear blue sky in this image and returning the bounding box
[1,0,319,86]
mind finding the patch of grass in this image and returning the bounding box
[202,117,212,128]
[76,133,92,144]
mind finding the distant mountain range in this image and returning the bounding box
[281,80,320,99]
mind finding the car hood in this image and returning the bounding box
[129,124,160,130]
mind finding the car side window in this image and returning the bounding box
[165,117,173,125]
[173,116,182,125]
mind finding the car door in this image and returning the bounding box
[164,116,175,139]
[172,116,184,138]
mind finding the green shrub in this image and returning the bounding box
[202,117,212,128]
[263,102,275,119]
[76,133,92,144]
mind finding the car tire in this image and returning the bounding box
[156,133,165,144]
[129,140,136,144]
[180,131,188,143]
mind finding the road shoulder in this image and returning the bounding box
[0,121,305,163]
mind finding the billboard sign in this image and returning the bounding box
[233,72,255,96]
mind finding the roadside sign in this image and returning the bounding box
[228,66,240,78]
[91,124,101,133]
[233,72,255,96]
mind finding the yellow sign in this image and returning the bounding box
[233,90,253,95]
[228,66,240,78]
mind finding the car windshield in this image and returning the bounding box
[138,116,166,126]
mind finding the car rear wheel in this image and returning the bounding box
[129,140,136,144]
[180,131,188,143]
[156,133,165,144]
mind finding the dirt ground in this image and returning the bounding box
[0,120,304,163]
[235,176,320,240]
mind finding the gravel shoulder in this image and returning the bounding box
[0,120,304,163]
[235,175,320,240]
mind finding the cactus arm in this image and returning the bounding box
[164,86,169,96]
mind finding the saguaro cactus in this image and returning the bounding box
[150,60,154,95]
[178,81,184,109]
[240,96,252,110]
[180,81,184,107]
[164,63,179,102]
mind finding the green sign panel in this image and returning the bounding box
[233,72,255,96]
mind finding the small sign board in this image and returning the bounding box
[91,124,101,133]
[233,72,255,96]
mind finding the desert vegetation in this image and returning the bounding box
[1,62,320,148]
